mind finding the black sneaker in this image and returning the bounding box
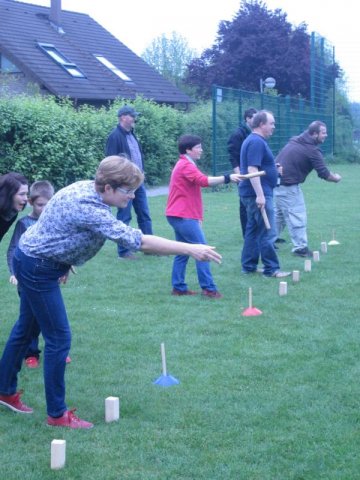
[293,247,313,257]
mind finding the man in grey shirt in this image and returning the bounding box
[105,105,153,259]
[275,121,341,257]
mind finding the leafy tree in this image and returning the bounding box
[350,103,360,131]
[185,0,339,99]
[142,32,196,87]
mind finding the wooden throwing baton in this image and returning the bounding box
[240,170,266,179]
[260,206,271,230]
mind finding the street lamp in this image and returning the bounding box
[260,77,276,93]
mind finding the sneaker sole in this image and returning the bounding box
[263,273,291,279]
[47,421,94,429]
[0,399,33,414]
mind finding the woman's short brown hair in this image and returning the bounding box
[178,135,202,154]
[95,155,144,192]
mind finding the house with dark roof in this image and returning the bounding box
[0,0,193,106]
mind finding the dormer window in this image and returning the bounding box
[38,43,85,78]
[94,55,132,82]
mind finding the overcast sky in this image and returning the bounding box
[20,0,360,102]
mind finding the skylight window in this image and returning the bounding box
[95,55,132,82]
[38,43,85,78]
[0,54,20,73]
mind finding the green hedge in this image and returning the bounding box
[0,95,213,189]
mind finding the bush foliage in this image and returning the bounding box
[0,93,357,190]
[0,94,214,189]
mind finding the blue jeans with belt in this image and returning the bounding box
[166,216,217,292]
[116,183,153,257]
[241,196,280,276]
[0,248,71,417]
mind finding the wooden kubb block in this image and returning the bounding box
[279,281,287,296]
[105,396,120,422]
[51,439,66,470]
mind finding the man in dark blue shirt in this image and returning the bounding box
[239,110,290,278]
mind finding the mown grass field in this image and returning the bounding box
[0,163,359,479]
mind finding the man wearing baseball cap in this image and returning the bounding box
[105,105,153,259]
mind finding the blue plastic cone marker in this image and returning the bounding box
[153,343,180,387]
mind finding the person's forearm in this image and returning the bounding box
[248,167,264,196]
[207,175,228,186]
[208,173,242,186]
[140,235,222,263]
[141,235,194,256]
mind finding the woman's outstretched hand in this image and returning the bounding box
[188,244,222,264]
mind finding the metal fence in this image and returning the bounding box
[211,33,335,175]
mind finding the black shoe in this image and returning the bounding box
[293,247,313,258]
[275,238,286,244]
[118,253,139,260]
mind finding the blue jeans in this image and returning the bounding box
[240,198,248,239]
[237,184,248,239]
[241,196,280,276]
[25,338,41,358]
[0,248,71,417]
[15,288,41,359]
[116,183,153,257]
[166,216,217,292]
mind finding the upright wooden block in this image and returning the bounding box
[51,439,66,470]
[279,281,287,296]
[313,251,320,262]
[292,270,300,282]
[105,396,120,423]
[304,259,312,272]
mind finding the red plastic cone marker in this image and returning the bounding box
[242,287,262,316]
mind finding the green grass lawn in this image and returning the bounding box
[0,164,359,479]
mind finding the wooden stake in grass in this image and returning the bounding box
[328,229,340,245]
[242,287,263,316]
[160,342,167,376]
[105,396,120,423]
[51,439,66,470]
[153,343,180,387]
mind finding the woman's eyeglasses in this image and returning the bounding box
[116,186,136,195]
